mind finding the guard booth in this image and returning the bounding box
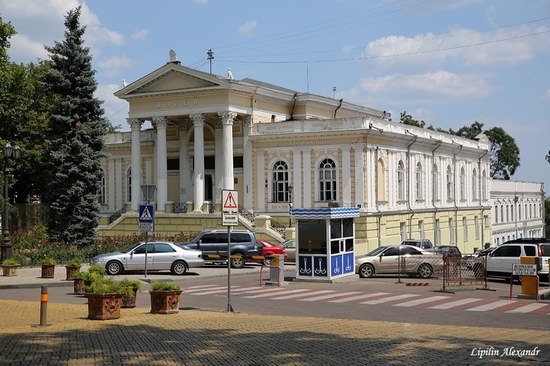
[291,207,360,281]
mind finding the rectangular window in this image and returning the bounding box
[475,216,480,240]
[449,218,455,244]
[484,215,489,228]
[435,219,441,245]
[463,217,468,242]
[418,220,425,240]
[400,222,407,241]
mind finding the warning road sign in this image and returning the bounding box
[139,205,154,223]
[222,190,238,211]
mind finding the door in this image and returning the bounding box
[377,247,400,274]
[151,243,178,270]
[487,245,521,276]
[127,243,154,271]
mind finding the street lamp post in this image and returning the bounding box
[2,142,21,261]
[514,195,519,240]
[288,184,293,228]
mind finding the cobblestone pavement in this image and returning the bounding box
[1,300,549,365]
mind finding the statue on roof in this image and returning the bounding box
[169,49,177,63]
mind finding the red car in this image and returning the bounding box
[254,239,288,265]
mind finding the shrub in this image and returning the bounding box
[42,257,57,266]
[151,282,182,292]
[66,259,82,268]
[88,265,105,276]
[74,271,102,283]
[86,279,124,295]
[2,258,20,266]
[120,278,142,291]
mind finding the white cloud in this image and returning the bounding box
[239,21,257,37]
[362,25,550,69]
[345,71,499,106]
[1,0,124,63]
[131,28,149,41]
[95,83,129,128]
[97,56,134,76]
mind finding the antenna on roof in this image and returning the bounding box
[306,64,309,92]
[207,48,214,74]
[332,86,336,98]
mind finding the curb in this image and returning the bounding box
[0,281,73,290]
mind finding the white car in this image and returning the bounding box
[486,241,550,280]
[91,241,204,275]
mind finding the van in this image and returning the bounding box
[401,239,433,250]
[485,240,550,280]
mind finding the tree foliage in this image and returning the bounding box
[43,7,109,245]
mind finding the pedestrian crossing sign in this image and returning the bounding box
[139,205,154,223]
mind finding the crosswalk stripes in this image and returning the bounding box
[183,284,550,315]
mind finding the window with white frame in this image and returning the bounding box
[397,160,405,201]
[415,162,423,201]
[433,164,439,201]
[460,167,466,201]
[472,168,477,201]
[463,217,468,242]
[482,169,487,200]
[518,204,521,220]
[126,167,132,203]
[449,218,455,243]
[418,220,425,240]
[319,158,336,202]
[99,169,106,204]
[272,160,289,202]
[377,158,385,202]
[400,222,407,241]
[435,219,441,245]
[501,205,504,223]
[446,165,454,200]
[475,216,480,240]
[506,205,509,222]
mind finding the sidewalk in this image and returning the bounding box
[1,299,548,365]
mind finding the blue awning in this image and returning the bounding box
[290,207,360,219]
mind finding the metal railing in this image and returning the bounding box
[238,205,256,223]
[269,218,287,236]
[108,204,127,224]
[437,255,493,293]
[172,202,188,213]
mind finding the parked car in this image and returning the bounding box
[432,245,462,257]
[485,241,550,281]
[253,239,288,265]
[282,239,296,263]
[178,230,262,268]
[355,245,442,279]
[401,239,433,250]
[90,241,204,275]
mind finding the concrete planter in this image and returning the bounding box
[2,265,18,277]
[121,288,138,308]
[149,291,182,314]
[73,278,85,295]
[86,293,122,320]
[41,265,55,278]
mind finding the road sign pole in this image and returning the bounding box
[144,230,148,278]
[226,225,234,313]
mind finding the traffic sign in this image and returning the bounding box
[222,190,238,211]
[512,264,537,276]
[222,212,239,226]
[139,204,154,233]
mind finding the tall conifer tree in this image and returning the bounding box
[43,7,108,245]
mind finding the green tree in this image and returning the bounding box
[43,7,109,245]
[449,121,484,140]
[400,111,425,128]
[484,127,520,179]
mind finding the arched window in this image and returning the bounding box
[433,164,439,201]
[272,160,289,202]
[446,165,454,200]
[460,167,466,201]
[472,169,477,201]
[415,162,423,200]
[377,158,385,201]
[481,169,487,201]
[126,167,132,203]
[397,160,405,201]
[99,169,106,204]
[319,158,336,201]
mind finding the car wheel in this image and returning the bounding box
[418,263,433,279]
[359,263,375,278]
[230,254,246,269]
[171,260,188,275]
[106,260,123,275]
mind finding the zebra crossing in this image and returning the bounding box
[184,284,550,315]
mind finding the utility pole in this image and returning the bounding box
[207,49,214,74]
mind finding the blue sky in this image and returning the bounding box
[2,0,550,189]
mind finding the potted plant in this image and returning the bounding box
[85,279,124,320]
[2,258,20,276]
[88,265,106,277]
[149,282,183,314]
[41,257,57,278]
[65,259,82,281]
[119,279,142,308]
[73,271,101,295]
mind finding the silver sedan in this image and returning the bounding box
[91,241,204,275]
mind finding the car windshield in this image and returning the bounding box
[123,243,142,253]
[366,247,388,256]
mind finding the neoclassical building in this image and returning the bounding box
[490,180,545,245]
[98,52,493,255]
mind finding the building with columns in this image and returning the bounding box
[490,179,545,245]
[98,51,493,255]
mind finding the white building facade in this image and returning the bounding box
[490,180,545,245]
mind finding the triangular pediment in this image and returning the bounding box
[116,63,227,98]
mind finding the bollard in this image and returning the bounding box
[40,285,48,326]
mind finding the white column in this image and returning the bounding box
[108,158,115,211]
[153,117,168,212]
[342,146,351,206]
[257,149,265,211]
[115,158,123,210]
[191,113,205,211]
[303,149,311,207]
[219,111,237,190]
[144,158,152,185]
[243,115,253,209]
[214,121,224,199]
[179,123,191,203]
[354,145,364,209]
[293,150,302,209]
[129,118,142,211]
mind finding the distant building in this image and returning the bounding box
[98,52,493,255]
[490,180,545,245]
